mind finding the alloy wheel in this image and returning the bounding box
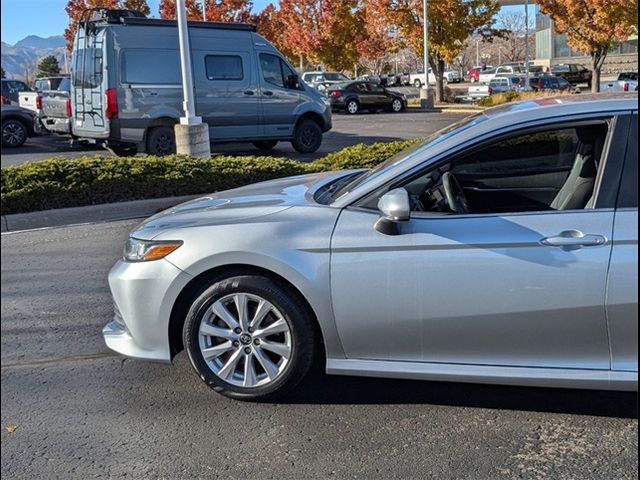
[392,99,402,112]
[3,121,26,147]
[347,100,359,114]
[198,292,292,388]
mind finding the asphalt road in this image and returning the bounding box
[1,220,638,479]
[1,111,466,168]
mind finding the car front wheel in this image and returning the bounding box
[2,119,27,147]
[183,274,317,401]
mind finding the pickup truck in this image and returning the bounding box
[410,69,461,88]
[467,76,524,101]
[18,76,69,113]
[40,77,72,135]
[602,72,638,92]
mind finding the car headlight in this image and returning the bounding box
[123,238,183,262]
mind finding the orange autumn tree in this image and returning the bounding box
[158,0,203,20]
[536,0,638,92]
[391,0,499,102]
[205,0,253,22]
[356,0,399,75]
[279,0,361,72]
[65,0,150,52]
[255,4,298,65]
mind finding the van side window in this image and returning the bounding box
[205,55,243,81]
[259,54,296,89]
[121,50,180,85]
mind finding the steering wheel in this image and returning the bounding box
[442,172,470,214]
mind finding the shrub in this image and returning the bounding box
[1,139,421,215]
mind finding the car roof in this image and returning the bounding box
[333,93,637,207]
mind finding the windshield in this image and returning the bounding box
[325,73,350,81]
[331,112,489,201]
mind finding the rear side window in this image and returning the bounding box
[553,65,570,73]
[205,55,243,81]
[121,50,181,85]
[618,114,638,208]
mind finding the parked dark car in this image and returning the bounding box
[551,64,592,87]
[327,81,406,114]
[1,79,31,105]
[1,105,37,147]
[531,75,575,93]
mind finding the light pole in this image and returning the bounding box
[524,0,530,90]
[420,0,433,109]
[202,0,206,21]
[175,0,211,157]
[476,38,480,66]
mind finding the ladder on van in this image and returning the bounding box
[73,9,106,129]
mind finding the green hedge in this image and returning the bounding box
[1,139,419,215]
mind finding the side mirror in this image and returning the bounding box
[378,188,410,222]
[286,74,300,90]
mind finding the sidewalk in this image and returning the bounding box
[1,194,201,233]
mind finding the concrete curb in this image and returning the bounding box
[1,194,202,233]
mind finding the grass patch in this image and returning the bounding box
[478,90,568,107]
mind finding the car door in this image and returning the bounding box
[330,116,629,370]
[367,83,390,107]
[257,52,301,138]
[606,113,638,372]
[192,50,260,140]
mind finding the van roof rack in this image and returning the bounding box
[82,8,256,32]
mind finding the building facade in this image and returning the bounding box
[535,8,638,74]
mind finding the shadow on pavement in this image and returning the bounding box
[281,371,638,419]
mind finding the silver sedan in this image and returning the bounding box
[104,94,638,400]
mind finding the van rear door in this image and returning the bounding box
[72,29,109,138]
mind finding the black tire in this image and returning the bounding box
[107,144,138,157]
[147,126,176,156]
[413,79,422,88]
[253,140,278,151]
[2,119,27,148]
[345,98,360,115]
[291,119,322,153]
[390,98,404,113]
[182,274,317,401]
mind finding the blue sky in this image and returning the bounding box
[0,0,534,45]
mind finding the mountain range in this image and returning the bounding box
[1,35,68,81]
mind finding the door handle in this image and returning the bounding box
[540,230,607,248]
[262,90,274,96]
[148,92,158,96]
[243,90,255,95]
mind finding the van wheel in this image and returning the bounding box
[107,144,137,157]
[147,126,176,156]
[182,274,317,401]
[253,140,278,151]
[291,119,322,153]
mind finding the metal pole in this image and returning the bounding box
[422,0,429,84]
[177,0,201,124]
[202,0,206,21]
[476,39,479,66]
[524,0,530,90]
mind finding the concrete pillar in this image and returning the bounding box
[175,123,211,158]
[420,86,434,110]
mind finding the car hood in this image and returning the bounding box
[131,170,352,240]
